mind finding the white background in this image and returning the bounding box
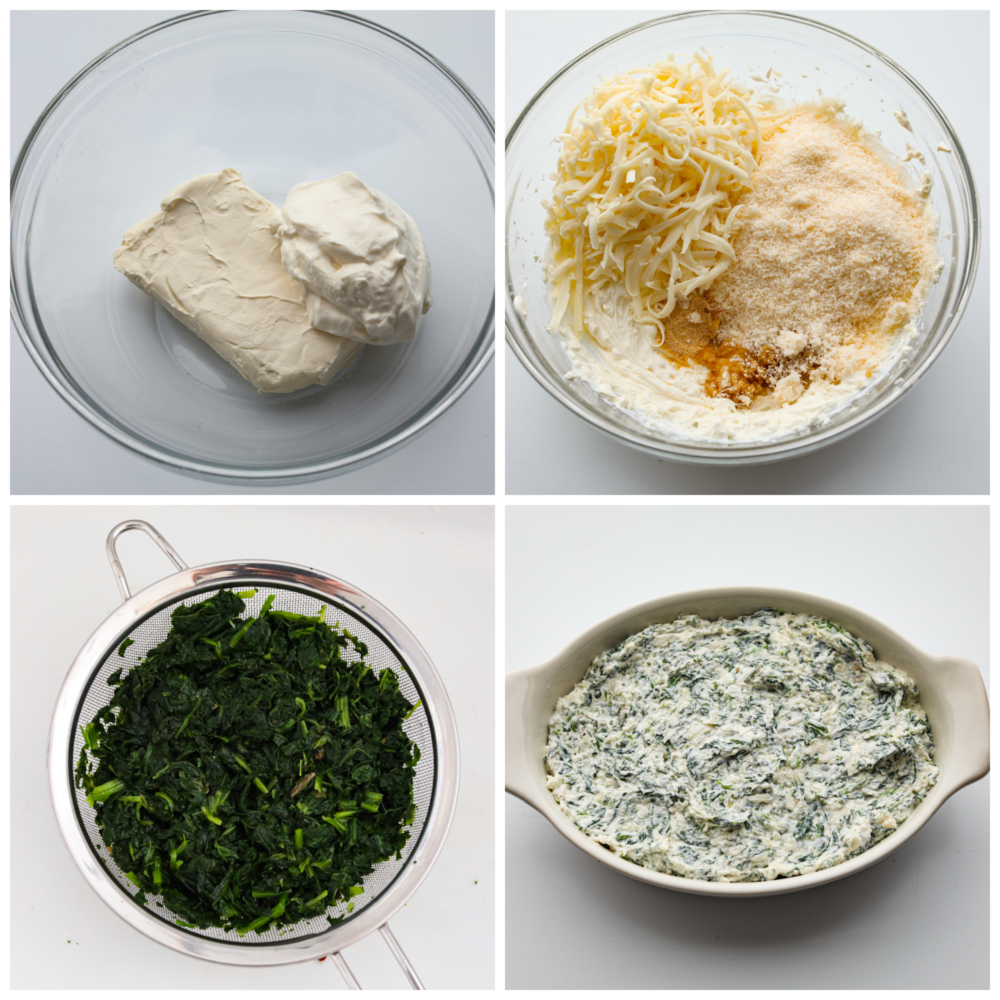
[504,10,989,495]
[505,504,988,989]
[10,10,495,495]
[11,505,493,989]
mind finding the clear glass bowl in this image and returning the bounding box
[505,11,979,465]
[12,11,494,483]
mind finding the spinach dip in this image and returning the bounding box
[545,610,937,882]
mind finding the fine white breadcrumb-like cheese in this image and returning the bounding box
[545,611,938,882]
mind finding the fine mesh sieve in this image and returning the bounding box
[49,521,460,989]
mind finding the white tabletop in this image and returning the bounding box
[505,504,989,989]
[505,10,988,496]
[11,10,495,496]
[13,505,494,989]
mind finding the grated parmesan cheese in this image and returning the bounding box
[698,102,941,407]
[545,54,787,339]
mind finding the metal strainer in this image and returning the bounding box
[49,521,460,989]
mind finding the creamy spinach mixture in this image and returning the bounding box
[546,611,937,881]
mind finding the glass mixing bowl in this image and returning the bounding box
[505,11,979,465]
[12,11,494,483]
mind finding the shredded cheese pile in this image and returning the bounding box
[545,54,787,338]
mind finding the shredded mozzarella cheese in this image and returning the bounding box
[546,54,787,337]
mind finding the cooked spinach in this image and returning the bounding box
[75,589,418,935]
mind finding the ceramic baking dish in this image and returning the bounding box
[505,587,989,896]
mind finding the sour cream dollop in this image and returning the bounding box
[270,172,432,346]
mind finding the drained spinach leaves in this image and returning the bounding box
[75,589,418,935]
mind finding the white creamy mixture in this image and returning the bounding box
[561,286,881,443]
[546,611,938,882]
[113,169,360,393]
[271,172,433,346]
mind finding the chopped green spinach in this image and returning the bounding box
[76,589,418,935]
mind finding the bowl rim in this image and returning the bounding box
[504,10,981,466]
[505,585,990,897]
[11,9,495,485]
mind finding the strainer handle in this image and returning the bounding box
[330,952,361,989]
[380,922,424,989]
[106,520,188,601]
[328,924,424,989]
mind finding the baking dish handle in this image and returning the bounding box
[106,520,188,601]
[505,667,545,809]
[937,655,990,789]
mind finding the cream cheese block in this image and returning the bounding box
[113,168,362,393]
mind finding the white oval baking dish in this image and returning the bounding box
[505,587,989,896]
